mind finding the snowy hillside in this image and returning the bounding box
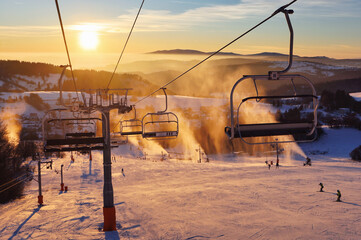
[1,88,361,239]
[1,127,361,239]
[351,92,361,101]
[0,73,64,92]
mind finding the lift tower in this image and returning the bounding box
[43,89,132,231]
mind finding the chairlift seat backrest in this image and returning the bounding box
[142,112,179,140]
[225,122,314,138]
[227,74,318,145]
[65,132,95,138]
[226,9,319,145]
[120,119,143,136]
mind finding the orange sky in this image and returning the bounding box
[1,0,361,68]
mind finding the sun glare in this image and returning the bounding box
[79,31,99,50]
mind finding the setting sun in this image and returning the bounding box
[79,30,99,50]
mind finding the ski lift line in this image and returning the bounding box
[54,0,81,103]
[0,175,33,194]
[0,173,29,189]
[106,0,145,91]
[111,120,121,133]
[133,0,298,106]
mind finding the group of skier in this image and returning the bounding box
[265,159,280,169]
[264,156,342,202]
[319,182,342,202]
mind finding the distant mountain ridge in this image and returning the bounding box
[149,49,242,56]
[148,49,300,58]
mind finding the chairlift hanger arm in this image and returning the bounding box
[58,65,70,107]
[269,9,294,79]
[158,88,168,113]
[129,105,137,120]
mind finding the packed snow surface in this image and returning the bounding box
[1,128,361,240]
[350,92,361,101]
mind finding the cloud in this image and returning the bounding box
[0,0,360,37]
[111,1,277,32]
[98,0,361,33]
[299,0,361,18]
[0,26,59,37]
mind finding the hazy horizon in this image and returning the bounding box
[2,50,360,72]
[1,0,361,63]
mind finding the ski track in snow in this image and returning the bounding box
[0,93,360,239]
[1,143,361,239]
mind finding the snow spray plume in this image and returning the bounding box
[130,57,308,160]
[0,111,22,146]
[119,105,170,160]
[169,111,207,162]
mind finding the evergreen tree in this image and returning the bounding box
[0,121,30,203]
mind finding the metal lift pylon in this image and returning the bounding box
[42,86,132,231]
[93,93,132,231]
[101,109,116,231]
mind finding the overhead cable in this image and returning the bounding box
[0,175,32,194]
[106,0,145,91]
[134,0,298,105]
[0,173,28,189]
[55,0,81,103]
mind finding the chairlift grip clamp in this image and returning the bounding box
[268,71,280,80]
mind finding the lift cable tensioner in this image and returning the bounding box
[225,7,319,145]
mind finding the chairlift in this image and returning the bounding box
[42,109,104,152]
[142,88,179,139]
[110,132,128,145]
[119,105,143,136]
[225,8,319,145]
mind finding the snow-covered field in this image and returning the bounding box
[1,127,361,240]
[350,92,361,102]
[0,90,360,239]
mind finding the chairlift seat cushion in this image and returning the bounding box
[44,146,104,152]
[225,122,314,138]
[121,131,143,136]
[143,131,178,138]
[46,137,104,146]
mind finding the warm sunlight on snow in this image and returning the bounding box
[79,30,99,50]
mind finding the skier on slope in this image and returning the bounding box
[336,190,342,202]
[319,182,324,192]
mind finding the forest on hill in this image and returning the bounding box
[1,57,360,97]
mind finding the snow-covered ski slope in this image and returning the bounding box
[1,127,361,240]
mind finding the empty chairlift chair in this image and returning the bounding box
[42,109,104,152]
[142,88,179,140]
[119,105,143,136]
[225,8,319,145]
